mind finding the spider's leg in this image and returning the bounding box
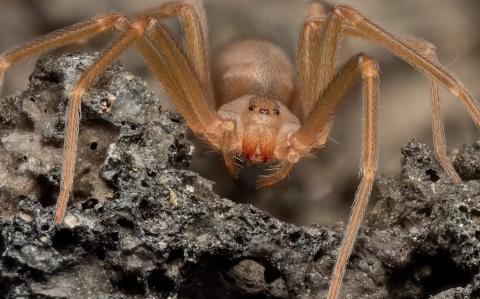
[0,13,126,95]
[299,5,464,182]
[258,3,344,188]
[135,21,219,136]
[383,36,461,182]
[256,162,295,188]
[55,17,156,224]
[296,1,341,118]
[390,39,461,182]
[329,54,379,299]
[430,74,462,182]
[294,52,379,299]
[138,0,213,106]
[311,7,463,182]
[57,13,223,224]
[411,43,463,183]
[335,5,480,128]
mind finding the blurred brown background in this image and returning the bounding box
[1,0,479,225]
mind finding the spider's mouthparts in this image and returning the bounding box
[244,149,272,164]
[241,129,276,164]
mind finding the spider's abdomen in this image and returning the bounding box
[211,39,295,108]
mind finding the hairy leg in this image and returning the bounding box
[300,1,464,181]
[328,55,378,299]
[55,17,155,223]
[0,13,125,95]
[56,10,225,224]
[335,5,480,128]
[296,1,341,118]
[135,20,218,135]
[294,2,469,297]
[0,0,227,224]
[335,19,462,182]
[422,47,461,183]
[262,3,345,187]
[294,52,379,299]
[138,0,214,106]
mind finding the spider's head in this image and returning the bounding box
[217,95,301,165]
[241,97,283,163]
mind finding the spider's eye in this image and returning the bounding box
[259,108,269,115]
[273,109,280,116]
[248,105,256,111]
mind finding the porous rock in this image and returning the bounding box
[0,53,479,298]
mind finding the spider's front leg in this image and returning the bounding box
[1,1,222,224]
[0,12,142,223]
[293,4,381,298]
[303,1,479,183]
[294,2,480,297]
[0,13,127,95]
[56,17,158,224]
[139,0,213,103]
[293,52,380,299]
[57,10,222,224]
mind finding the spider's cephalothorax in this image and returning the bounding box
[217,95,300,164]
[1,1,479,298]
[213,39,301,165]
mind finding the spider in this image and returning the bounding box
[0,0,479,298]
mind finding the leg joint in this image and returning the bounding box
[331,5,346,16]
[71,87,87,100]
[302,17,325,33]
[131,17,157,35]
[357,53,379,78]
[333,5,363,25]
[94,13,128,31]
[141,2,192,19]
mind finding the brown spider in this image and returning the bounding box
[1,1,479,298]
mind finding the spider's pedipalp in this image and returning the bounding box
[256,162,295,189]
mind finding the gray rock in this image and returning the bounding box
[0,53,479,299]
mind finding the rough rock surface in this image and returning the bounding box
[0,53,479,298]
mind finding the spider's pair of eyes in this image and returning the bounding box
[248,105,280,116]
